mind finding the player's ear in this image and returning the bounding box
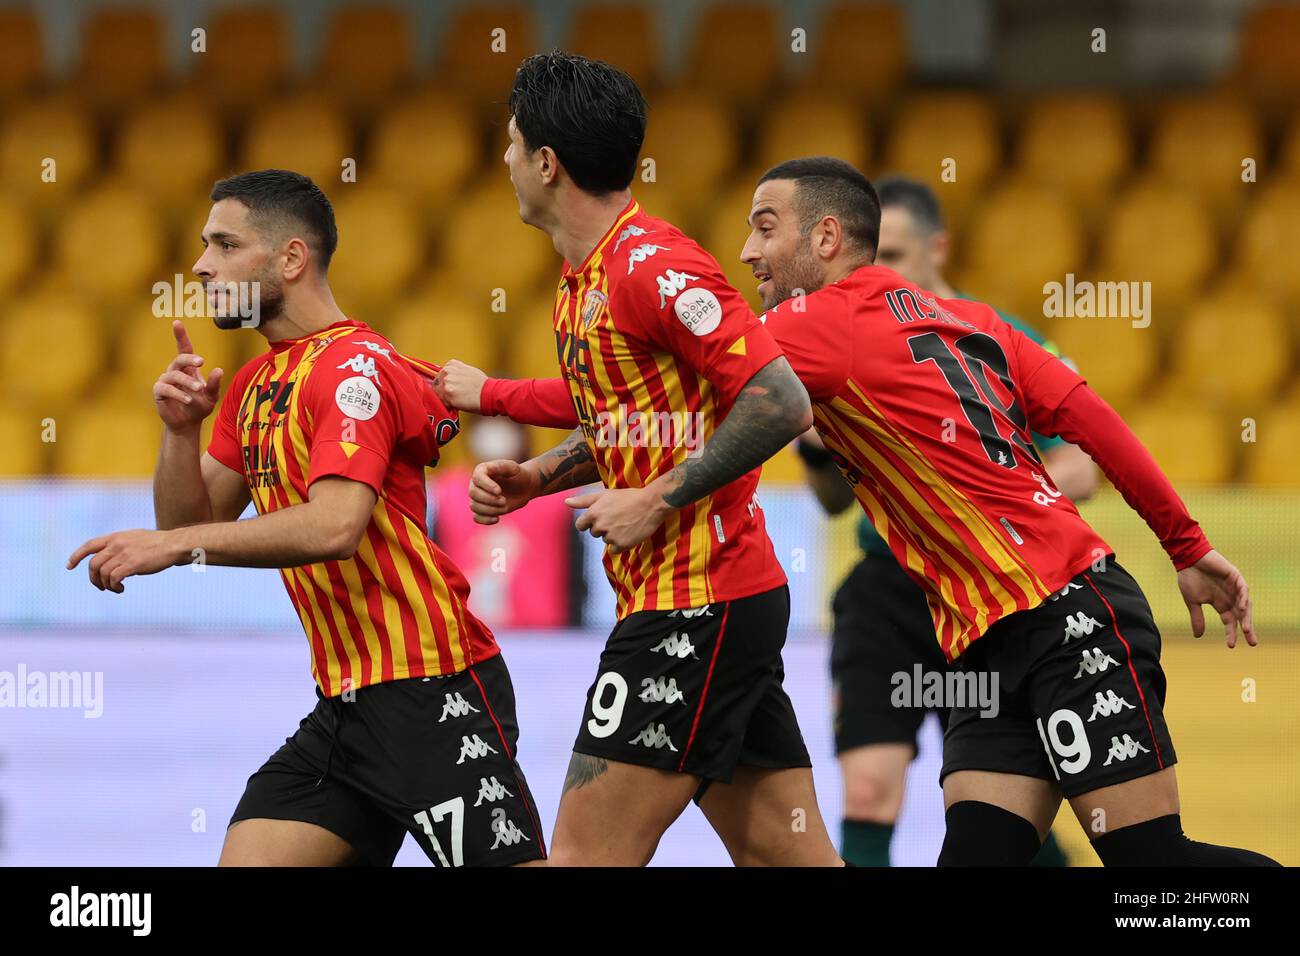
[282,237,311,281]
[814,215,843,262]
[930,230,952,271]
[537,145,560,186]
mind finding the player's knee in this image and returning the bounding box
[937,800,1042,866]
[1092,814,1280,867]
[842,767,904,822]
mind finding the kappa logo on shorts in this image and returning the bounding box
[475,776,515,807]
[650,630,699,659]
[456,734,499,764]
[490,813,532,850]
[438,692,481,722]
[1062,612,1105,644]
[639,676,686,705]
[1047,582,1084,602]
[1074,647,1120,679]
[628,721,678,751]
[1102,733,1150,766]
[1087,689,1136,722]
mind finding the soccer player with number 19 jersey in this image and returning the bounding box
[741,158,1277,866]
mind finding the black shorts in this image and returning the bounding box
[830,552,952,754]
[230,652,546,867]
[572,585,810,787]
[941,560,1178,799]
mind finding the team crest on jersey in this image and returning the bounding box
[580,289,608,331]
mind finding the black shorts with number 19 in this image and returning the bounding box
[572,585,811,786]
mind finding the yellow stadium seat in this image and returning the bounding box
[638,90,739,209]
[436,5,538,107]
[569,4,660,90]
[240,94,351,188]
[329,188,426,311]
[53,187,165,301]
[0,409,51,475]
[1,292,103,406]
[371,92,479,213]
[192,6,291,112]
[440,182,558,299]
[319,6,413,108]
[507,300,565,381]
[753,93,871,173]
[1046,312,1160,413]
[1097,183,1215,309]
[54,399,163,478]
[0,192,37,297]
[703,181,768,314]
[74,7,165,107]
[1235,185,1300,302]
[1168,294,1290,408]
[1242,397,1300,488]
[384,294,499,374]
[1126,400,1235,486]
[960,183,1085,319]
[883,94,1000,228]
[1015,95,1131,209]
[682,3,780,109]
[1149,97,1260,225]
[0,99,95,203]
[800,2,908,105]
[117,95,222,201]
[0,9,45,97]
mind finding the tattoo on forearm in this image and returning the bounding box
[537,428,599,494]
[662,357,811,509]
[563,752,609,793]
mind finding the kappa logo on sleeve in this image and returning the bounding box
[626,243,670,274]
[655,268,699,308]
[337,352,381,383]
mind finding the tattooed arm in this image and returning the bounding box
[467,427,599,525]
[566,357,812,551]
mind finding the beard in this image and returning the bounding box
[210,272,283,330]
[763,245,827,310]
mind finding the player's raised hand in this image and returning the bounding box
[468,459,540,524]
[154,320,223,432]
[433,360,487,413]
[1176,549,1256,648]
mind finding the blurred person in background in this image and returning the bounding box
[68,169,545,868]
[795,175,1096,865]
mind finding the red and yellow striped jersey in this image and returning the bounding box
[553,199,787,617]
[762,266,1112,662]
[208,319,498,696]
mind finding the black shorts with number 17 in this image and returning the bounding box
[572,585,811,786]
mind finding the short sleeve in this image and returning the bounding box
[612,243,782,403]
[206,363,251,474]
[758,294,853,403]
[303,341,406,493]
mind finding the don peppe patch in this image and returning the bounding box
[335,375,381,421]
[674,286,722,336]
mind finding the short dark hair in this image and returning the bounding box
[209,169,338,270]
[509,51,647,194]
[875,174,945,234]
[758,157,881,258]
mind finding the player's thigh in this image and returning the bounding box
[839,743,914,822]
[1068,765,1180,839]
[550,753,699,866]
[698,766,842,867]
[340,655,547,868]
[942,770,1062,840]
[219,818,359,867]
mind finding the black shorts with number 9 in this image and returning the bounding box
[572,585,811,789]
[940,559,1177,799]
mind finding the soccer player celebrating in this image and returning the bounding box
[67,170,545,868]
[459,53,844,866]
[796,175,1095,866]
[740,157,1275,866]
